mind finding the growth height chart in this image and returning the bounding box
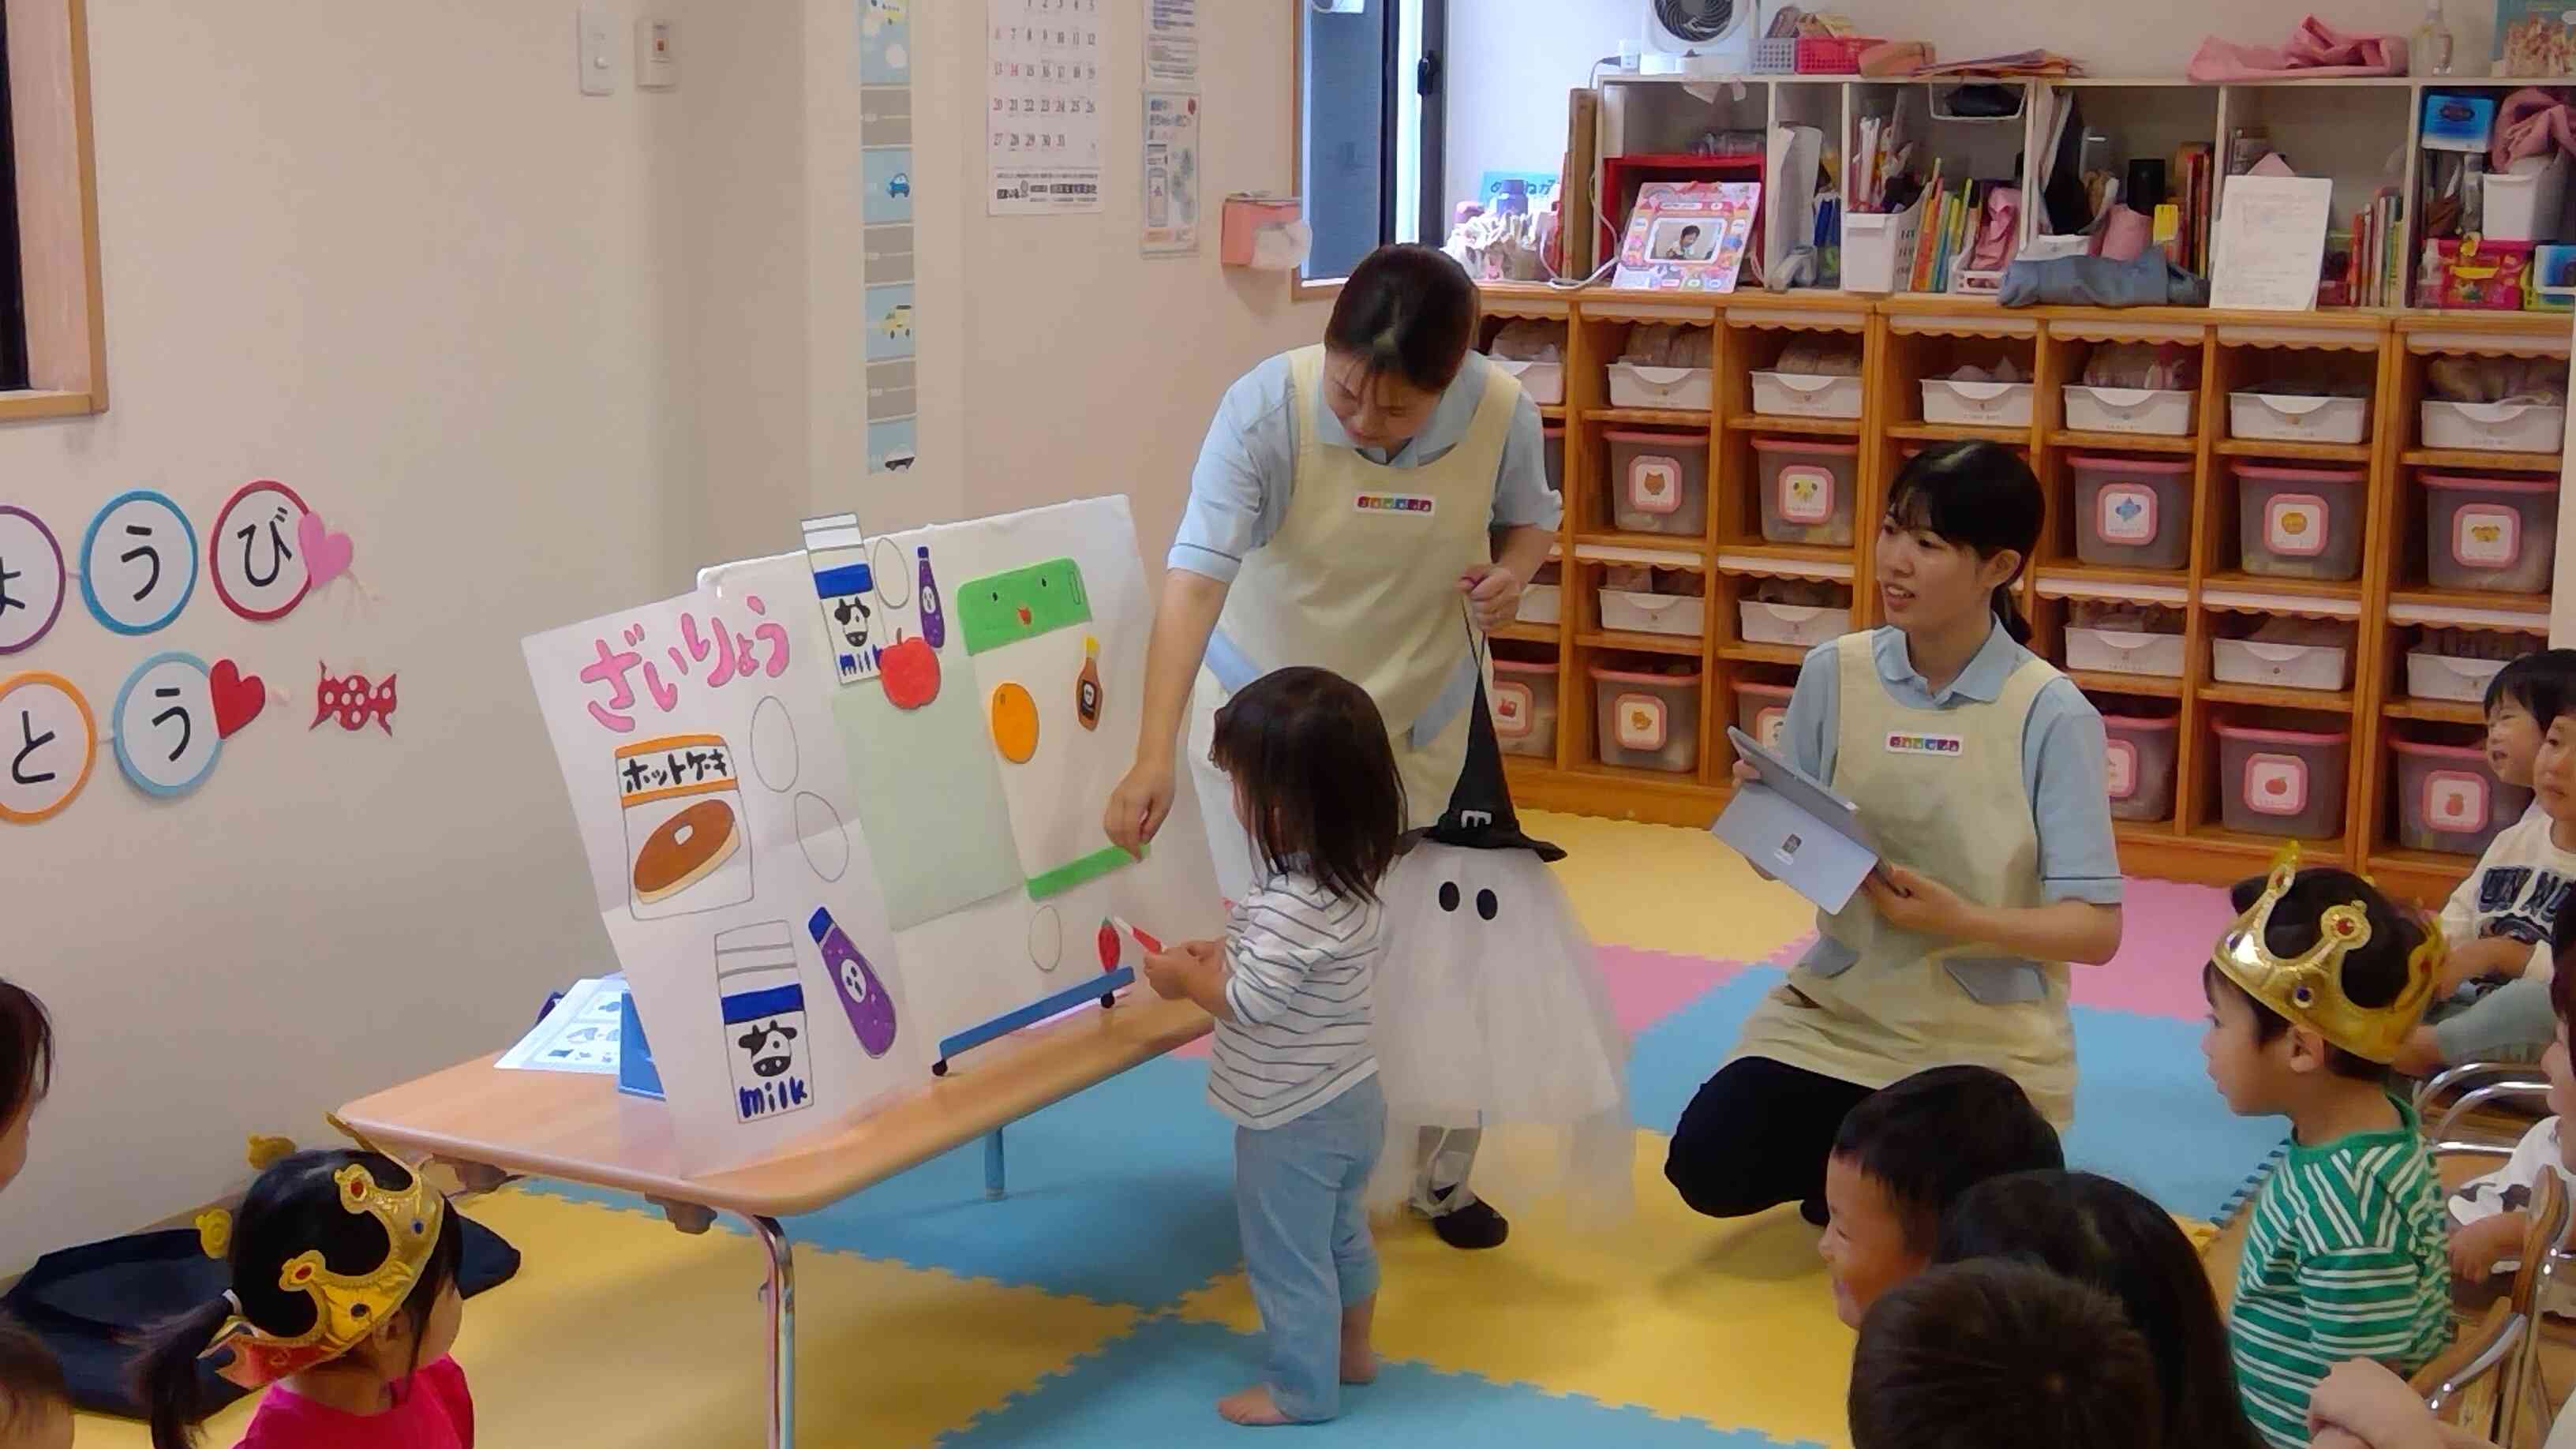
[858,0,920,476]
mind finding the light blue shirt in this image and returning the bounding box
[1780,621,2124,908]
[1169,350,1562,582]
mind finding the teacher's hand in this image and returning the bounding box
[1106,754,1177,858]
[1863,865,1978,942]
[1459,564,1525,632]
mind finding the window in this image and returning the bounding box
[1295,0,1444,288]
[0,0,105,417]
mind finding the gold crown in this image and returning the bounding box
[2208,846,2444,1065]
[199,1118,448,1387]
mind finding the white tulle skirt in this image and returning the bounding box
[1365,842,1635,1228]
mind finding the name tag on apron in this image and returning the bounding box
[1353,492,1436,517]
[1884,731,1964,758]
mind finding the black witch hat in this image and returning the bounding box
[1423,675,1564,862]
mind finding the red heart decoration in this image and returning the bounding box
[211,660,266,739]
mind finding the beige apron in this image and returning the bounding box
[1728,631,2079,1125]
[1189,346,1519,900]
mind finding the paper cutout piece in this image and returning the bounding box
[210,660,267,739]
[714,921,814,1122]
[958,558,1091,655]
[294,511,355,588]
[833,673,1022,930]
[80,490,198,635]
[312,664,397,734]
[0,506,66,655]
[1098,915,1164,972]
[811,906,898,1057]
[990,682,1039,762]
[879,636,939,710]
[618,732,754,920]
[210,481,314,623]
[1027,843,1137,901]
[112,653,226,798]
[803,514,881,686]
[917,546,945,649]
[0,671,94,822]
[1076,635,1102,730]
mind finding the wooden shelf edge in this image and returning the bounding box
[1578,629,1705,658]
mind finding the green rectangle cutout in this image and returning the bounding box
[959,558,1092,655]
[1026,843,1138,901]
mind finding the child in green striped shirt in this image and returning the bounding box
[2200,863,2451,1449]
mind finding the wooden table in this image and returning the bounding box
[339,994,1212,1449]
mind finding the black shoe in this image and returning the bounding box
[1426,1193,1510,1250]
[1799,1196,1828,1227]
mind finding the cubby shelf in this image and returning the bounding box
[1489,283,2566,902]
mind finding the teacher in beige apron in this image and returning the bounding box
[1105,244,1560,1250]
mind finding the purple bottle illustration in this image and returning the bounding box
[810,907,897,1058]
[917,545,945,650]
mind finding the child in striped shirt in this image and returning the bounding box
[1140,666,1405,1428]
[2200,863,2451,1449]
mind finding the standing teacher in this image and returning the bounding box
[1667,441,2126,1227]
[1105,243,1559,1250]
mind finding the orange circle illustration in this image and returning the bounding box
[0,671,95,824]
[990,682,1040,764]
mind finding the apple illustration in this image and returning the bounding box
[880,635,940,710]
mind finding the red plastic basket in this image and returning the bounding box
[1795,36,1878,73]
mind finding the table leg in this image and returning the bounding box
[984,1129,1007,1201]
[747,1214,795,1449]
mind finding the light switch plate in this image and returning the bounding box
[638,18,679,89]
[578,9,617,96]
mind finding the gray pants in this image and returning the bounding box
[1412,1124,1482,1212]
[2432,975,2555,1065]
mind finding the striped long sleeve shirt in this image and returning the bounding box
[2228,1096,2454,1449]
[1205,871,1382,1131]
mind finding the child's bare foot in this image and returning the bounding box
[1340,1346,1380,1385]
[1218,1385,1294,1425]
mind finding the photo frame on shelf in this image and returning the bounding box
[1614,181,1761,293]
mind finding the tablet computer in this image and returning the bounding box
[1711,725,1881,914]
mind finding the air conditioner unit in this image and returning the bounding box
[1642,0,1753,77]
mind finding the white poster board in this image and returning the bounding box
[522,555,920,1173]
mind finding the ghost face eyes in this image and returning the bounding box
[1433,882,1501,922]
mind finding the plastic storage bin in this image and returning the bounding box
[1599,587,1706,637]
[1605,429,1710,537]
[1920,379,2035,428]
[2421,399,2567,454]
[1734,680,1794,754]
[1751,371,1864,420]
[2063,385,2196,437]
[1491,357,1563,406]
[2215,721,2351,839]
[1489,657,1559,759]
[2101,712,2179,822]
[2406,649,2513,703]
[1843,202,1923,294]
[1754,438,1860,546]
[2065,626,2187,679]
[2485,154,2572,243]
[2230,393,2370,447]
[2235,463,2366,581]
[2072,455,2194,569]
[1542,424,1565,495]
[2424,474,2560,594]
[1592,663,1701,773]
[1607,361,1713,411]
[2214,635,2353,692]
[1517,562,1560,625]
[2391,738,2532,855]
[1739,598,1852,648]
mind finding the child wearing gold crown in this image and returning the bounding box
[131,1139,469,1448]
[2200,851,2452,1449]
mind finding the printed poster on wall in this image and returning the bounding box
[1142,90,1201,257]
[1146,0,1198,88]
[987,0,1103,215]
[522,554,922,1173]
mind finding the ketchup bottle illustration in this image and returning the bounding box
[810,907,897,1058]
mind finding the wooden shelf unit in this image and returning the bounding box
[1488,286,2567,901]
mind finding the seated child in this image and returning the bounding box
[2306,1354,2565,1448]
[1818,1063,2063,1327]
[2203,853,2451,1449]
[2398,648,2576,1076]
[2446,904,2576,1293]
[1847,1258,2162,1449]
[0,1313,70,1449]
[133,1144,470,1448]
[1139,666,1405,1427]
[0,979,54,1196]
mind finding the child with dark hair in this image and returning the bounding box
[1816,1064,2063,1327]
[1140,666,1405,1425]
[2201,855,2451,1448]
[0,1314,71,1448]
[0,979,54,1196]
[1938,1170,2266,1449]
[2398,648,2576,1075]
[131,1146,470,1448]
[1848,1258,2162,1449]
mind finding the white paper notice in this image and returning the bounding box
[2209,176,2334,312]
[1143,90,1201,256]
[1146,0,1199,88]
[987,0,1103,215]
[497,976,629,1075]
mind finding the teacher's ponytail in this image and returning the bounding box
[1886,441,2042,646]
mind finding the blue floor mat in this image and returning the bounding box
[945,1316,1817,1447]
[532,1054,1242,1308]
